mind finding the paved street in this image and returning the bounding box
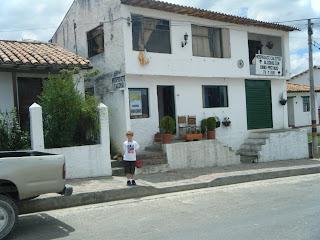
[10,174,320,240]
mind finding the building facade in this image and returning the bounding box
[51,0,297,153]
[286,82,320,127]
[0,40,92,129]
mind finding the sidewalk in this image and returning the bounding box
[17,158,320,215]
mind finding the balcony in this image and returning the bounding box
[248,33,283,76]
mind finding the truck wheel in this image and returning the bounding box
[0,194,18,240]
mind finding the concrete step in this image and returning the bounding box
[145,143,163,152]
[136,164,169,175]
[240,156,258,163]
[112,167,125,176]
[249,132,270,139]
[137,152,167,165]
[237,150,259,157]
[111,160,123,168]
[137,153,166,159]
[240,144,262,151]
[244,138,267,145]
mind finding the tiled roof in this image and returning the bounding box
[0,40,92,69]
[121,0,298,32]
[287,82,320,93]
[290,66,320,79]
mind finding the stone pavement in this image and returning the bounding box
[17,158,320,215]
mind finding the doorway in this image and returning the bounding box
[157,86,176,133]
[287,97,295,127]
[17,77,43,130]
[245,80,273,130]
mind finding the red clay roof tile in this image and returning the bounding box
[287,82,320,93]
[0,40,92,69]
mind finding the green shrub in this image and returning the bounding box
[201,119,207,134]
[207,117,216,131]
[0,108,30,151]
[160,116,175,134]
[39,68,100,148]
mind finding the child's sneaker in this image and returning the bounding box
[132,180,136,186]
[127,180,132,186]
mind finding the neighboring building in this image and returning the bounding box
[289,66,320,108]
[51,0,298,153]
[286,82,320,127]
[0,40,92,128]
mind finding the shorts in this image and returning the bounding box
[123,160,136,174]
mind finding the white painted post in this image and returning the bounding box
[97,103,112,175]
[98,103,109,146]
[29,103,44,151]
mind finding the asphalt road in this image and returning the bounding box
[9,174,320,240]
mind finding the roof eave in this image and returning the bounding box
[121,0,299,32]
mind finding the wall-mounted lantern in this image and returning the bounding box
[182,33,188,47]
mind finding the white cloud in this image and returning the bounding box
[291,51,320,75]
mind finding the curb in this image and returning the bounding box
[17,165,320,215]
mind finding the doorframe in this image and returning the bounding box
[245,79,273,130]
[157,85,176,133]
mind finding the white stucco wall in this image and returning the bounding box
[29,102,112,179]
[121,4,291,80]
[0,72,14,113]
[51,0,293,153]
[287,92,319,127]
[164,140,240,169]
[51,0,127,153]
[127,75,289,151]
[258,129,309,162]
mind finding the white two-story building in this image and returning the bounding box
[52,0,303,158]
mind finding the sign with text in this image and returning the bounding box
[255,54,282,76]
[112,76,125,89]
[129,91,142,116]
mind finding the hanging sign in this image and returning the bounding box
[129,91,142,116]
[255,54,282,76]
[112,76,126,89]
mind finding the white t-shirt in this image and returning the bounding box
[123,140,140,161]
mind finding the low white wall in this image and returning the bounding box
[259,129,308,162]
[164,140,240,170]
[29,103,112,179]
[45,144,111,179]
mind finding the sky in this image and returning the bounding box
[0,0,320,76]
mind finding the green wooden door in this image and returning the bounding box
[245,80,273,130]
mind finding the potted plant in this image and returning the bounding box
[206,117,216,139]
[215,117,221,128]
[279,93,287,105]
[222,117,231,126]
[154,132,162,142]
[183,128,202,141]
[160,116,175,144]
[201,118,207,138]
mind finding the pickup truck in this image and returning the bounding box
[0,151,73,239]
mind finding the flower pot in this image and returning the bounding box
[222,121,231,127]
[216,121,221,128]
[162,134,172,144]
[202,133,207,139]
[280,100,287,105]
[154,133,162,142]
[207,130,216,139]
[136,159,142,168]
[183,133,202,141]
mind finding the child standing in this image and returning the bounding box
[123,131,140,186]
